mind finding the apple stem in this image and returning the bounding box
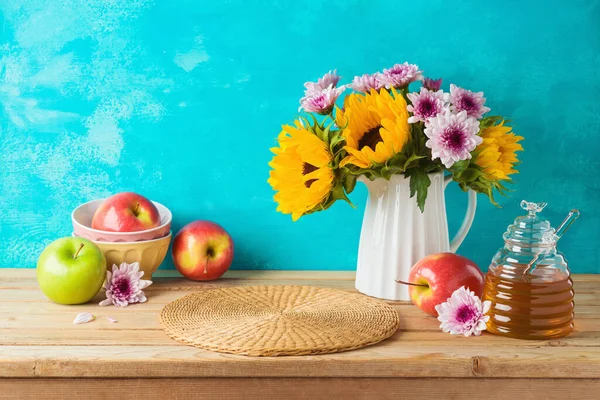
[395,279,429,287]
[133,202,140,216]
[73,243,84,259]
[204,258,208,274]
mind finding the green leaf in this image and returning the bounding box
[329,184,356,208]
[424,163,443,173]
[486,186,500,207]
[328,130,345,154]
[304,114,319,129]
[342,174,357,194]
[469,180,489,192]
[408,169,431,213]
[381,164,405,179]
[449,160,470,176]
[479,115,504,128]
[460,168,483,183]
[387,152,408,168]
[403,153,426,171]
[458,181,469,192]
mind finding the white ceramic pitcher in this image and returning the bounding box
[355,172,477,301]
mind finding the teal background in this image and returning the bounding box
[0,0,598,272]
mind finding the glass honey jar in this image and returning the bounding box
[483,200,580,339]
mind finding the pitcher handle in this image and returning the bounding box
[444,175,477,253]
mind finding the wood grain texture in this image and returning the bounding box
[1,270,599,389]
[2,378,600,400]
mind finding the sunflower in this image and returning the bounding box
[474,120,524,181]
[268,120,335,221]
[336,89,410,169]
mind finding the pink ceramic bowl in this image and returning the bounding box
[72,199,172,242]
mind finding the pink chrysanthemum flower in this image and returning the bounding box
[380,62,423,89]
[304,70,341,95]
[424,110,482,168]
[435,286,491,337]
[449,84,491,119]
[349,73,385,93]
[423,77,442,91]
[299,84,345,115]
[407,88,449,123]
[99,262,152,307]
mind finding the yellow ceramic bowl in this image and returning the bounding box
[83,232,172,279]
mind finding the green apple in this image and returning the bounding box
[37,237,107,305]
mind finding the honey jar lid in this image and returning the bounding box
[503,200,556,246]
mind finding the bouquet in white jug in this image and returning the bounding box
[267,62,524,221]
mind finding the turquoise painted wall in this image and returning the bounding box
[1,0,598,272]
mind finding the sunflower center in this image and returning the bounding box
[358,125,383,151]
[304,179,317,188]
[302,162,319,188]
[302,162,318,175]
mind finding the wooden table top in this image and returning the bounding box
[1,269,599,398]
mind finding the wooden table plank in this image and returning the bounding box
[1,308,599,340]
[2,344,599,379]
[0,269,599,383]
[2,378,600,400]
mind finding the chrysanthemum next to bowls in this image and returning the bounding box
[268,63,524,220]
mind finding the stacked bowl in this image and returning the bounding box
[71,199,172,278]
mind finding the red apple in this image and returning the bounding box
[91,192,161,232]
[400,253,484,317]
[172,220,234,281]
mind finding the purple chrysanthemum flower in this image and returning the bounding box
[99,262,152,307]
[379,62,423,89]
[407,88,449,123]
[424,110,482,168]
[449,84,491,119]
[299,84,345,115]
[435,286,491,337]
[304,70,341,95]
[423,77,442,91]
[349,73,385,93]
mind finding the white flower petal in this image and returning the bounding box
[138,279,153,290]
[482,300,492,314]
[106,317,117,323]
[103,270,112,289]
[119,262,129,274]
[73,312,95,324]
[115,299,129,307]
[99,298,112,307]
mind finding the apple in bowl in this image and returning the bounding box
[172,221,234,281]
[398,253,485,317]
[92,192,161,232]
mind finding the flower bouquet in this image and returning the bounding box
[268,62,523,218]
[268,62,524,300]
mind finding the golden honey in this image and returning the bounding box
[483,267,574,339]
[482,201,579,340]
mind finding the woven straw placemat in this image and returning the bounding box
[160,285,400,357]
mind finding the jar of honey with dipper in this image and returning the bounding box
[483,200,580,339]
